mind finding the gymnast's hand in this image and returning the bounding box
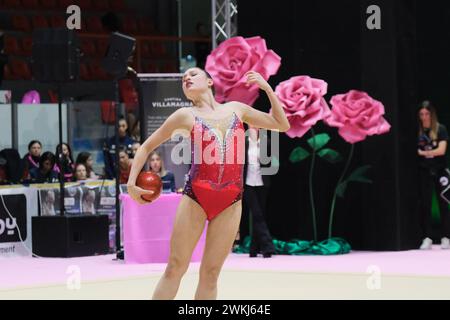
[245,71,272,92]
[127,185,154,205]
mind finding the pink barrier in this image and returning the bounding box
[120,193,207,264]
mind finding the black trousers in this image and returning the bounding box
[418,166,450,239]
[242,185,275,253]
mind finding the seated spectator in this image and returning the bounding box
[29,152,59,183]
[127,112,141,142]
[148,150,175,192]
[119,147,132,184]
[0,148,27,184]
[103,116,135,179]
[23,140,42,173]
[73,163,88,182]
[131,142,141,158]
[54,143,75,182]
[75,151,99,180]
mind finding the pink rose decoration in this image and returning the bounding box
[325,90,391,144]
[205,36,281,105]
[275,76,331,138]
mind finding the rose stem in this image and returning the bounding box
[328,143,354,238]
[309,127,318,242]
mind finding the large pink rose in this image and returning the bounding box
[275,76,331,138]
[205,36,281,105]
[325,90,391,144]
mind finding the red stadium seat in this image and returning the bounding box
[79,63,90,80]
[110,0,126,11]
[150,42,167,58]
[49,15,66,28]
[92,0,108,11]
[80,39,96,56]
[12,15,32,32]
[58,0,72,9]
[86,16,104,33]
[76,0,92,10]
[123,16,138,34]
[22,36,33,55]
[22,0,39,9]
[96,38,109,57]
[101,100,116,124]
[141,42,152,58]
[4,36,21,55]
[3,64,15,80]
[162,60,177,73]
[138,17,155,34]
[48,90,58,103]
[119,79,138,113]
[88,61,109,80]
[40,0,57,9]
[4,0,21,8]
[10,59,32,80]
[143,61,158,73]
[32,15,50,29]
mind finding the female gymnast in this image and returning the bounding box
[127,68,289,300]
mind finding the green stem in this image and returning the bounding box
[328,143,354,238]
[309,127,318,242]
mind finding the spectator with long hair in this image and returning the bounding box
[75,151,99,180]
[147,150,175,192]
[23,140,42,173]
[29,151,59,183]
[54,143,75,182]
[417,100,450,250]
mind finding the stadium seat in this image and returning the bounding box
[22,0,39,9]
[4,36,21,55]
[110,0,126,11]
[10,59,32,80]
[32,15,50,29]
[22,36,33,55]
[80,39,96,57]
[12,15,32,32]
[49,15,66,28]
[4,0,21,9]
[86,16,104,33]
[41,0,57,9]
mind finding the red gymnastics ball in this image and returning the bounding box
[136,171,162,202]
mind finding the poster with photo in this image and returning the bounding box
[38,186,83,216]
[97,185,116,214]
[80,185,100,215]
[64,185,82,215]
[39,188,59,216]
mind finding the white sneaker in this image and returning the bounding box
[420,237,433,250]
[441,237,450,249]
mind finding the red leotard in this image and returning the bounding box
[183,109,245,221]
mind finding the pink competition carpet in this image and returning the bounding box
[1,246,450,290]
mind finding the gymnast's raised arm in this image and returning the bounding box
[126,107,192,204]
[234,71,290,132]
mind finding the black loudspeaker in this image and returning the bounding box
[31,28,80,82]
[32,215,109,258]
[101,32,135,77]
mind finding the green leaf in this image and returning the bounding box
[289,147,310,163]
[336,181,348,198]
[307,133,330,151]
[317,148,343,163]
[347,165,373,184]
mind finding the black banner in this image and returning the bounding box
[137,74,193,189]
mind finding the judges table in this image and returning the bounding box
[121,193,207,264]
